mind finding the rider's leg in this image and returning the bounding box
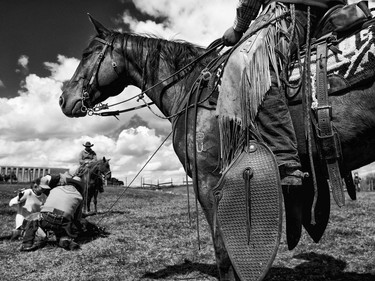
[255,71,303,185]
[255,4,322,186]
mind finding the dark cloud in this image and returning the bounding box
[107,114,149,140]
[127,114,149,128]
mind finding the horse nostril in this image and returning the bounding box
[59,96,65,107]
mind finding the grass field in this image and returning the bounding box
[0,183,374,281]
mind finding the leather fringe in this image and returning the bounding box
[219,3,291,170]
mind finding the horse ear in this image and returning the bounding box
[88,13,110,36]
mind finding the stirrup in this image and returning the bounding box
[215,141,282,281]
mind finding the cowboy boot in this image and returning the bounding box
[279,164,307,250]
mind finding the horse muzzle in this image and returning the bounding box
[59,91,87,118]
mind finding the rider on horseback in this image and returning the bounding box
[79,141,97,166]
[221,0,347,186]
[78,141,104,192]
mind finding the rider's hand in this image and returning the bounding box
[222,27,243,46]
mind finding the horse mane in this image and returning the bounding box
[93,30,210,73]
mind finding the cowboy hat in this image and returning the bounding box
[39,175,51,189]
[83,141,94,147]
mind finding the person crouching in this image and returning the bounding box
[9,179,49,241]
[20,175,83,251]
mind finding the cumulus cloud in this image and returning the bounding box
[16,55,30,75]
[0,2,240,184]
[125,0,236,45]
[44,55,80,82]
[0,53,183,183]
[17,55,29,68]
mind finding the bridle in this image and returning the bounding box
[89,160,111,180]
[79,35,156,117]
[80,36,120,113]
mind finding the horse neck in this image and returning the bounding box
[87,161,99,175]
[122,34,209,117]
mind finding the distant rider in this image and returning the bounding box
[77,141,104,193]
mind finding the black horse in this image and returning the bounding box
[80,157,111,214]
[59,16,375,280]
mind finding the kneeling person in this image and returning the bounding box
[9,180,49,240]
[20,175,83,251]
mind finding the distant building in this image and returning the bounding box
[0,166,68,183]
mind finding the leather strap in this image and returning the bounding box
[316,40,345,207]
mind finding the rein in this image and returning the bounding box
[84,36,224,118]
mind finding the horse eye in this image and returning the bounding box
[82,52,91,59]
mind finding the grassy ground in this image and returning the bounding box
[0,183,374,281]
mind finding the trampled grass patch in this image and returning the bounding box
[0,184,374,281]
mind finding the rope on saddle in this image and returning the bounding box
[180,46,228,249]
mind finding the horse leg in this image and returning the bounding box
[212,230,238,281]
[87,188,92,213]
[93,189,98,213]
[82,195,88,214]
[198,176,239,281]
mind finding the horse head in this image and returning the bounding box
[60,15,213,118]
[98,156,111,180]
[60,15,131,117]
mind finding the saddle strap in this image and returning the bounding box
[315,40,345,207]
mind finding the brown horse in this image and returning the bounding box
[80,157,111,214]
[59,16,375,280]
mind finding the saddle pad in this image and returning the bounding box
[289,24,375,99]
[216,141,282,281]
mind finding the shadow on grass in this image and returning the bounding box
[0,234,12,241]
[142,252,374,280]
[75,219,110,244]
[265,252,375,281]
[0,219,110,246]
[142,259,219,279]
[82,210,130,218]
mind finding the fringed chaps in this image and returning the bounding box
[217,3,292,171]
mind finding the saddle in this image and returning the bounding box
[191,3,375,280]
[286,2,375,207]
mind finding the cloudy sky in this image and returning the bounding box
[0,0,238,185]
[0,0,374,185]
